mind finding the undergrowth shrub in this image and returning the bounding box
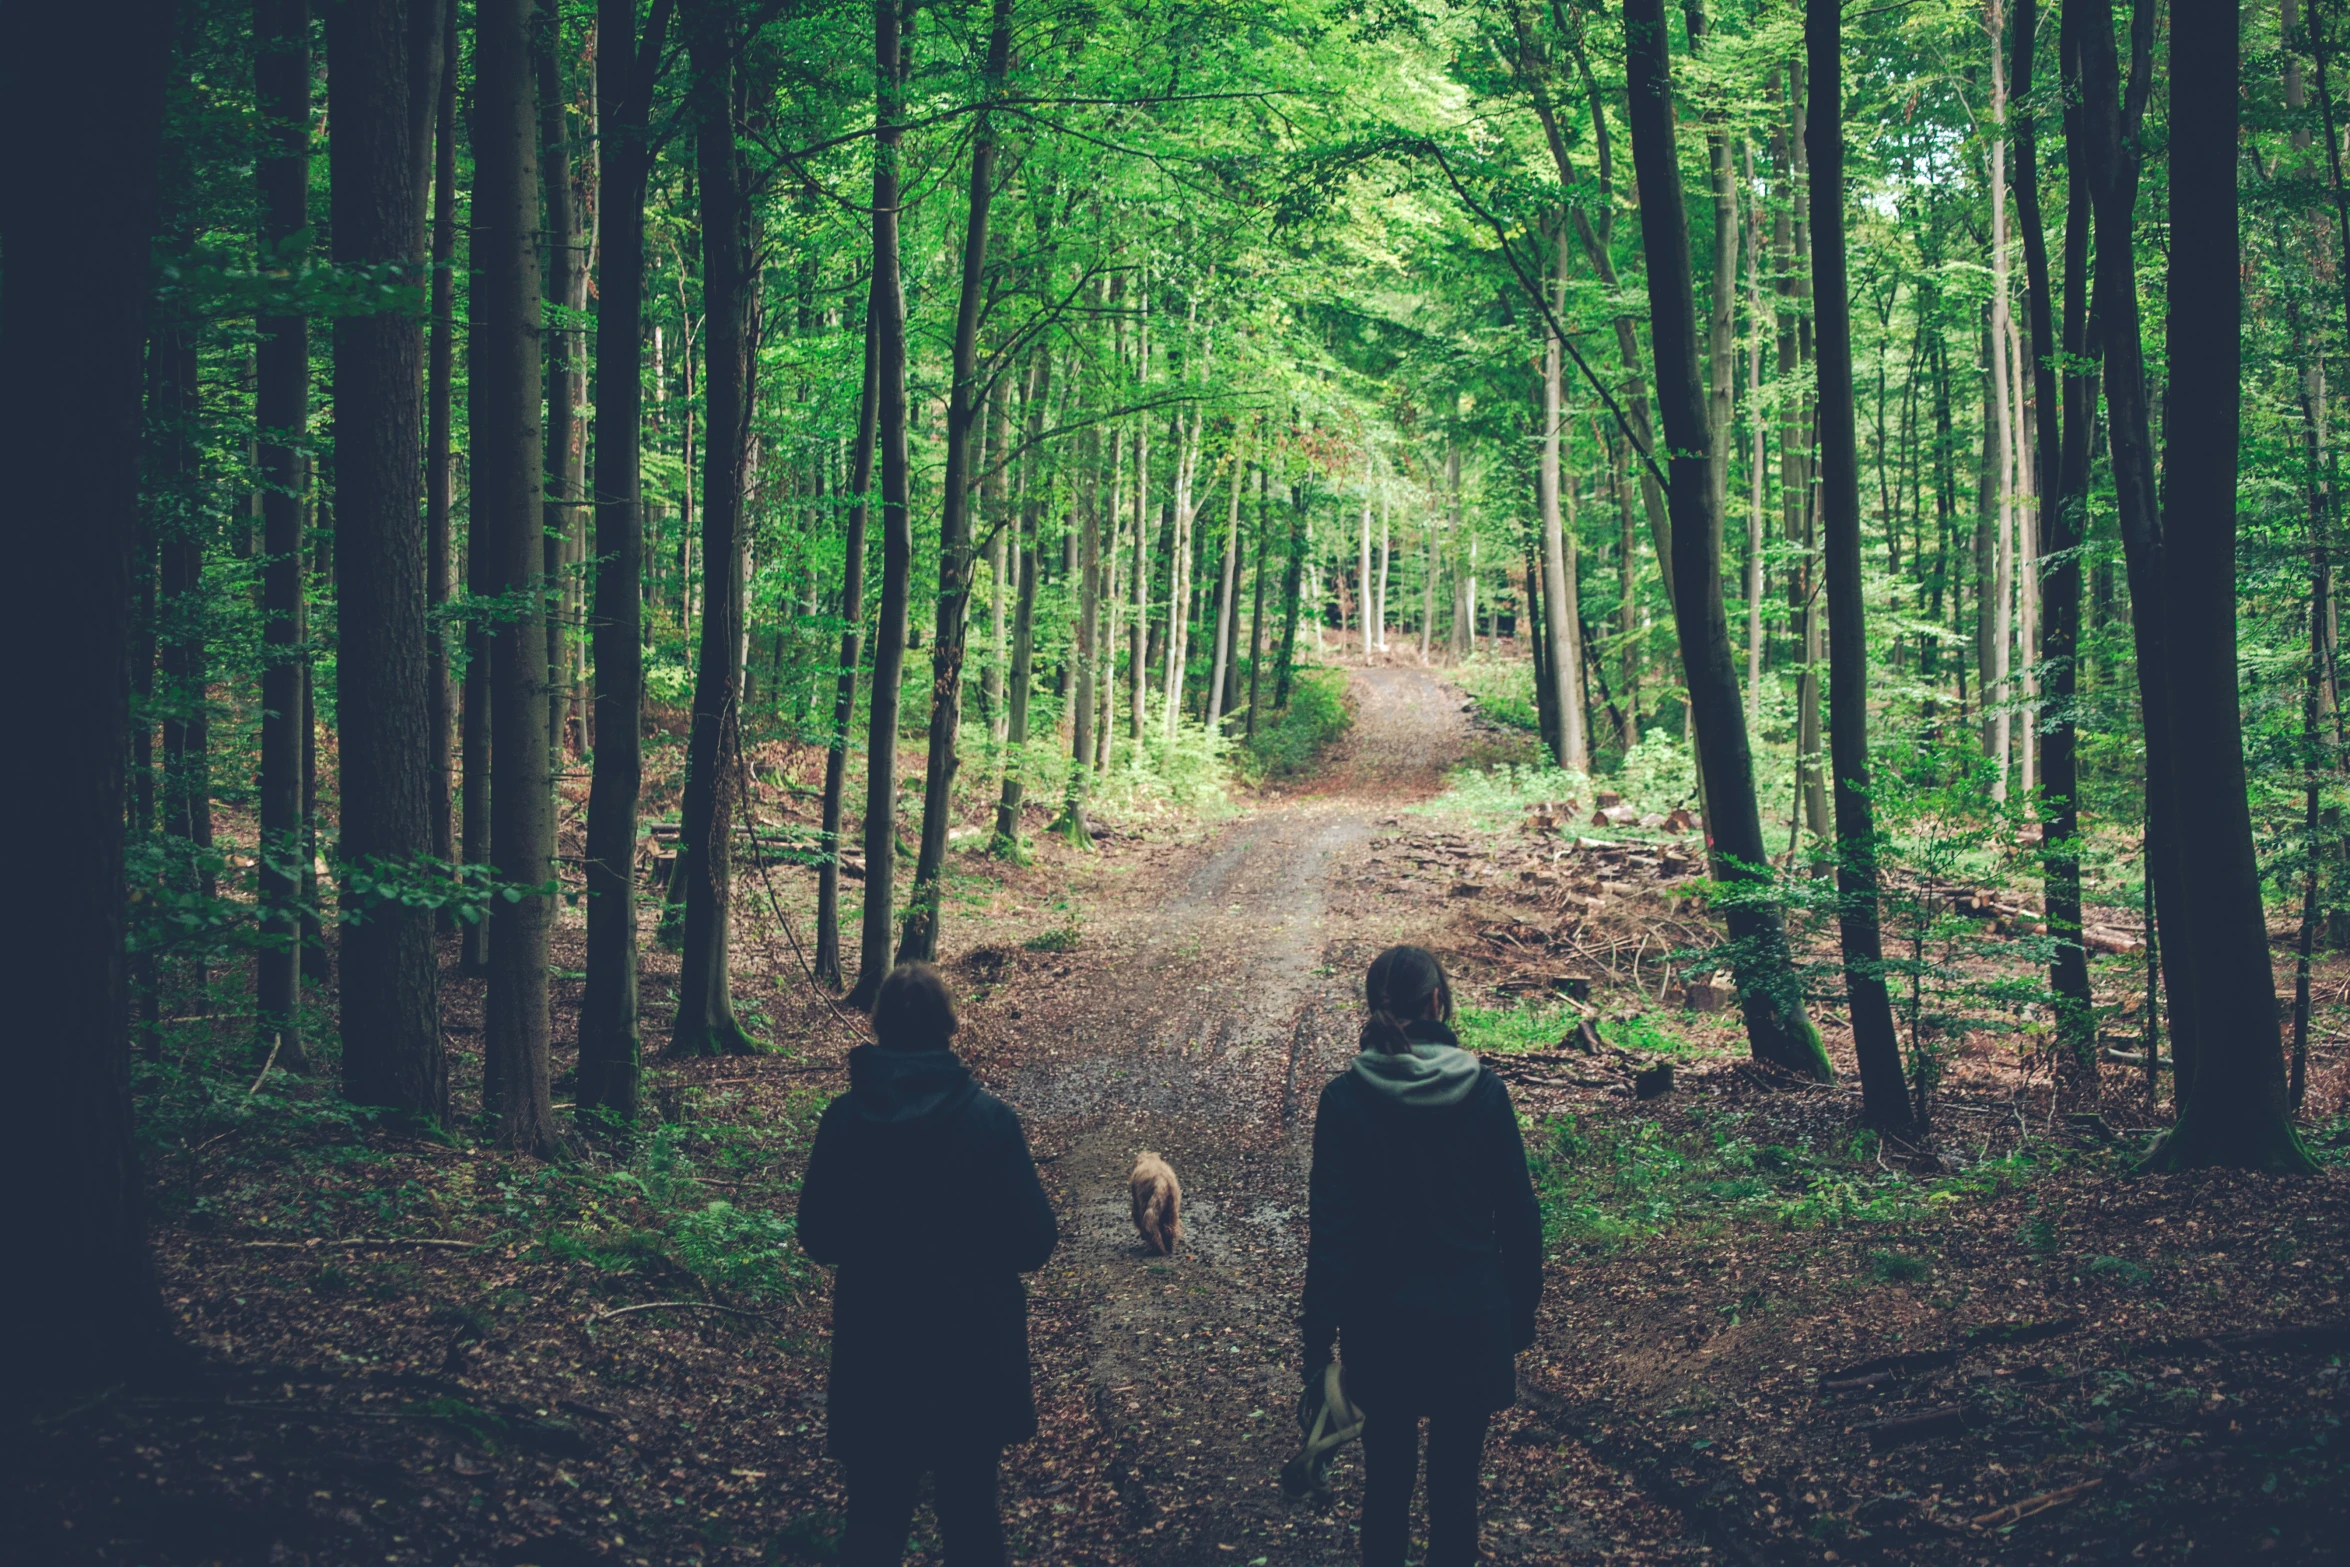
[1241,665,1352,781]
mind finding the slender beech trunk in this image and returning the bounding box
[1744,138,1767,724]
[1541,223,1586,772]
[1527,532,1557,750]
[257,0,311,1060]
[2011,0,2098,1090]
[900,0,1013,956]
[992,357,1046,854]
[1247,468,1269,736]
[8,0,185,1399]
[1986,0,2016,799]
[1276,480,1307,706]
[671,0,758,1048]
[578,0,672,1115]
[1624,0,1829,1078]
[1060,415,1102,843]
[2143,0,2313,1170]
[817,316,878,984]
[1376,493,1391,650]
[849,0,916,1004]
[984,376,1010,742]
[1209,432,1247,727]
[330,0,449,1123]
[426,0,457,932]
[1808,0,1913,1132]
[536,23,584,756]
[1358,491,1374,659]
[474,0,559,1153]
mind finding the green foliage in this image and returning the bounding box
[1240,665,1352,781]
[1451,655,1540,732]
[1527,1105,2044,1254]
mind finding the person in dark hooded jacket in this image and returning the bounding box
[797,962,1058,1566]
[1302,944,1544,1567]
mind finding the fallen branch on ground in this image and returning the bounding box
[237,1237,487,1252]
[588,1300,773,1325]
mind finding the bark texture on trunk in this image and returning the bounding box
[475,0,561,1155]
[671,0,758,1050]
[2011,0,2098,1089]
[330,0,450,1124]
[425,0,457,923]
[2145,0,2315,1171]
[2,0,184,1401]
[849,0,915,1008]
[1807,0,1913,1130]
[1624,0,1829,1079]
[256,0,311,1059]
[578,0,673,1116]
[902,0,1013,957]
[817,315,878,984]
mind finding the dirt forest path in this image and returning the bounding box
[972,667,1681,1565]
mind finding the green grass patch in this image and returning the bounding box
[1529,1107,2044,1253]
[1456,1001,1726,1060]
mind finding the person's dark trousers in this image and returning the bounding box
[841,1446,1008,1567]
[1359,1408,1491,1567]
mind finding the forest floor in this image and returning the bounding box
[12,663,2350,1566]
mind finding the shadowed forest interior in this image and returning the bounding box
[12,0,2350,1558]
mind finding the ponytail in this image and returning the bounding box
[1360,944,1453,1054]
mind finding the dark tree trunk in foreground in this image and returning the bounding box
[328,0,450,1124]
[817,314,879,984]
[1,0,183,1402]
[2147,0,2316,1171]
[1807,0,1912,1129]
[901,0,1013,961]
[2012,0,2099,1093]
[671,0,759,1052]
[849,0,916,1009]
[2081,0,2197,1097]
[474,0,562,1155]
[426,0,457,928]
[256,0,311,1064]
[578,0,673,1117]
[1623,0,1829,1078]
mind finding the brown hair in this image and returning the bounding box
[872,961,959,1050]
[1361,944,1453,1055]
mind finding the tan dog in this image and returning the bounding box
[1129,1151,1182,1256]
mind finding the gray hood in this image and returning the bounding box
[1350,1020,1483,1108]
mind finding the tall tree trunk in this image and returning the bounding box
[2010,0,2099,1091]
[1209,432,1247,727]
[1130,292,1153,740]
[1808,0,1914,1132]
[536,20,582,755]
[1986,0,2015,801]
[425,0,458,931]
[849,0,916,1007]
[1744,138,1767,726]
[1247,467,1269,736]
[2143,0,2313,1170]
[578,0,672,1116]
[901,0,1013,958]
[257,0,311,1062]
[992,355,1046,856]
[817,314,878,984]
[3,0,183,1400]
[154,319,213,898]
[474,0,560,1154]
[330,0,449,1124]
[1624,0,1829,1078]
[1276,482,1307,707]
[1541,224,1587,772]
[671,0,758,1049]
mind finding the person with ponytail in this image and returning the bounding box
[1301,945,1543,1567]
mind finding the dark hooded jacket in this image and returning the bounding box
[797,1044,1058,1460]
[1301,1018,1544,1415]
